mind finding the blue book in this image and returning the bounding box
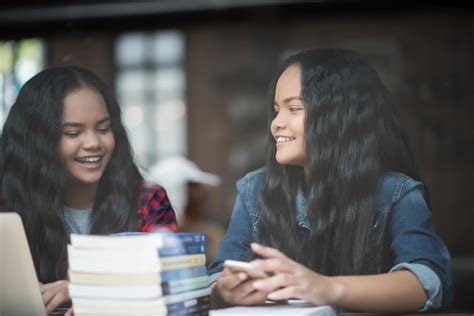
[159,242,206,257]
[161,275,209,295]
[167,294,210,315]
[163,232,207,245]
[115,231,207,247]
[160,265,207,282]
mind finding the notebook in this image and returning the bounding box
[209,300,336,316]
[0,212,47,316]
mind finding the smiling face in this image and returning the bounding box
[58,87,115,190]
[271,64,308,167]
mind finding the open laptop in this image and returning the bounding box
[0,212,47,316]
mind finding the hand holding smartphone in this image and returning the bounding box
[223,259,268,278]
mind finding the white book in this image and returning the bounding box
[74,313,164,316]
[70,233,164,249]
[69,283,162,299]
[72,296,166,314]
[68,271,161,286]
[68,245,161,274]
[209,300,336,316]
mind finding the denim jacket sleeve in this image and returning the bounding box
[207,171,261,284]
[385,175,452,310]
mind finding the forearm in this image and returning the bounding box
[330,270,427,312]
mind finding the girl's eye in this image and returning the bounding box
[97,126,112,133]
[290,107,303,112]
[63,131,80,137]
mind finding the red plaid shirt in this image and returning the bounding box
[137,182,177,232]
[0,182,177,231]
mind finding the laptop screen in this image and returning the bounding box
[0,212,47,316]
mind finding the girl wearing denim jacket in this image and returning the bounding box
[208,48,452,312]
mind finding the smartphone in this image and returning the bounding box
[223,259,268,278]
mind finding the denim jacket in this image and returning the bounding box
[208,168,452,310]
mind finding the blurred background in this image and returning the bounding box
[1,0,472,311]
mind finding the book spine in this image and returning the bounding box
[68,271,161,286]
[166,295,210,313]
[68,245,161,274]
[167,302,211,316]
[167,302,210,316]
[162,232,207,246]
[161,275,209,295]
[160,265,207,282]
[68,284,162,299]
[116,231,206,244]
[159,242,206,257]
[160,254,206,271]
[164,288,211,305]
[70,233,164,249]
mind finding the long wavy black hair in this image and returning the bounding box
[0,67,143,282]
[258,48,422,276]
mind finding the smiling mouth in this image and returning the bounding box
[75,156,103,164]
[275,136,295,143]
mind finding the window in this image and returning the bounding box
[115,30,186,169]
[0,38,45,126]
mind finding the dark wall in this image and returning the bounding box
[48,32,115,84]
[186,9,474,256]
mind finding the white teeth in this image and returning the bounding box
[77,156,101,163]
[276,137,295,143]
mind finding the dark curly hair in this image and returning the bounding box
[0,67,143,282]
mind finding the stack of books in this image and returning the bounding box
[160,232,211,315]
[67,232,210,316]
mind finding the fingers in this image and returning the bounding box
[46,291,69,314]
[65,308,74,316]
[41,280,64,292]
[41,280,70,313]
[251,243,296,274]
[215,273,266,307]
[251,243,286,259]
[252,257,294,274]
[267,286,300,301]
[252,272,295,293]
[219,268,248,291]
[219,277,256,303]
[215,269,255,306]
[238,288,270,306]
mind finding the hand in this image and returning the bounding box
[250,243,341,306]
[40,280,71,314]
[211,267,270,308]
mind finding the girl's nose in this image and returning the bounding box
[83,132,102,150]
[271,113,287,131]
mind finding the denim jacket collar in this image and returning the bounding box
[296,185,311,230]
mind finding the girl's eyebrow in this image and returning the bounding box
[274,96,303,106]
[62,116,111,127]
[96,117,111,125]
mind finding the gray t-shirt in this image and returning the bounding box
[63,206,92,235]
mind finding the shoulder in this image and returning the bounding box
[137,181,176,231]
[377,171,424,211]
[235,167,265,197]
[138,181,170,207]
[140,181,167,194]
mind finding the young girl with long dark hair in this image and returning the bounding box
[208,48,452,312]
[0,66,176,313]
